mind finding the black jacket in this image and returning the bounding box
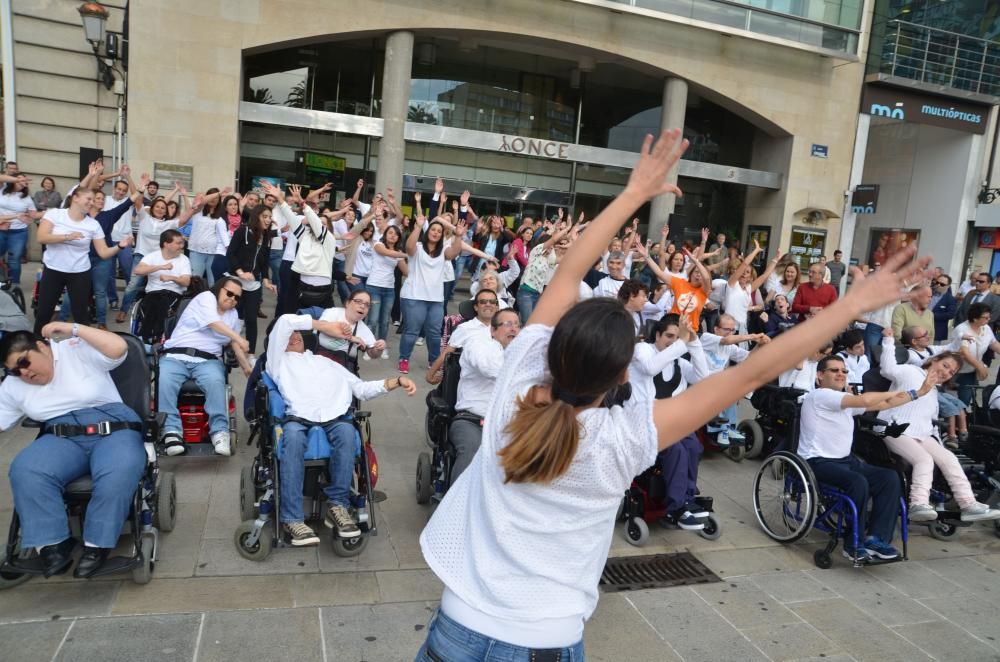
[227,225,271,280]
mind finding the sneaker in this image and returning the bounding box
[660,510,705,531]
[960,501,1000,521]
[842,546,871,562]
[864,536,900,560]
[324,504,361,538]
[958,431,969,442]
[163,432,186,456]
[211,431,231,456]
[944,435,959,451]
[715,429,730,448]
[415,337,425,346]
[362,352,371,361]
[727,427,745,443]
[381,348,390,360]
[398,358,410,374]
[684,500,710,519]
[909,503,938,522]
[109,301,119,310]
[282,521,320,546]
[393,320,400,327]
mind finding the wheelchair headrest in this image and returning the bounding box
[162,297,193,341]
[641,318,658,342]
[442,349,463,407]
[458,299,476,321]
[111,333,151,419]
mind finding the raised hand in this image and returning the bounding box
[139,173,150,188]
[843,246,931,317]
[578,210,585,223]
[434,177,444,194]
[662,224,670,240]
[460,190,470,206]
[701,227,709,243]
[414,191,422,203]
[625,129,689,202]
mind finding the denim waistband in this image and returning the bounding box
[430,609,584,661]
[45,402,141,427]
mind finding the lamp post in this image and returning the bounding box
[78,1,108,46]
[77,1,124,171]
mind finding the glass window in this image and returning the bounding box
[246,67,309,108]
[692,0,749,29]
[788,226,827,272]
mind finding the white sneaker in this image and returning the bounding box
[211,431,231,456]
[909,503,938,522]
[381,348,390,360]
[361,352,370,361]
[961,501,1000,521]
[416,337,425,346]
[163,432,186,456]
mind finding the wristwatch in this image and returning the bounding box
[71,323,79,338]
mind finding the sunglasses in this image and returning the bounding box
[221,289,241,302]
[823,368,848,374]
[476,298,499,305]
[934,281,948,287]
[4,352,32,377]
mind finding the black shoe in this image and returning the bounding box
[39,538,77,577]
[73,547,110,579]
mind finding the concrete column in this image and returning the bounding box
[648,77,687,239]
[837,113,871,295]
[375,31,414,196]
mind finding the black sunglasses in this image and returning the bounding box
[4,353,32,377]
[476,298,499,305]
[221,288,241,302]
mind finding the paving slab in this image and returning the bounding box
[0,579,119,624]
[805,566,940,627]
[695,545,814,578]
[583,593,681,662]
[195,536,319,576]
[198,607,324,662]
[376,568,443,603]
[152,501,208,579]
[917,556,1000,595]
[317,520,400,572]
[790,598,933,662]
[627,587,770,662]
[892,619,1000,661]
[919,593,1000,649]
[291,571,380,607]
[0,619,72,662]
[693,577,800,628]
[738,622,841,661]
[55,613,200,662]
[111,575,294,615]
[748,570,835,603]
[321,602,436,662]
[864,559,966,600]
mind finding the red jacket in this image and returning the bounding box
[792,283,838,317]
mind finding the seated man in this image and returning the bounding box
[798,354,921,562]
[132,229,191,341]
[316,288,385,365]
[1,323,145,578]
[424,289,498,384]
[266,313,416,545]
[449,308,521,485]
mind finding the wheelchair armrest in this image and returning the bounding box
[21,418,41,429]
[428,394,454,418]
[885,422,909,438]
[223,348,238,370]
[858,413,889,429]
[354,410,371,421]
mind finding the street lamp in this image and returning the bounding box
[77,2,114,90]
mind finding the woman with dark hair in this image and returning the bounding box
[415,129,930,659]
[1,323,146,578]
[397,192,465,375]
[183,186,227,286]
[32,176,62,211]
[472,214,513,280]
[227,205,276,357]
[367,225,405,356]
[221,195,242,236]
[0,173,43,284]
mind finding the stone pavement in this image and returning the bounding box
[2,265,1000,661]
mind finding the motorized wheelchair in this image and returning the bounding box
[0,333,177,588]
[418,349,465,504]
[738,384,808,460]
[0,257,26,314]
[234,312,379,560]
[752,396,910,569]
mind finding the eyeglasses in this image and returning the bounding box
[823,368,848,374]
[4,352,32,377]
[350,299,371,308]
[221,289,241,302]
[476,298,498,306]
[977,279,989,284]
[716,327,737,333]
[495,320,521,329]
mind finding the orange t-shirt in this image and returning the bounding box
[669,278,708,327]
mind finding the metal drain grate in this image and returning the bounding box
[600,552,721,592]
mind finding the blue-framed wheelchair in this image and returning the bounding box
[0,333,177,587]
[234,311,379,560]
[418,349,464,504]
[752,409,909,569]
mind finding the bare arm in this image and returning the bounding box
[751,249,782,292]
[41,321,127,359]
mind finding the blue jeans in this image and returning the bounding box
[211,254,228,282]
[157,357,228,436]
[400,298,444,363]
[269,249,282,295]
[368,285,395,340]
[8,403,145,548]
[120,253,146,315]
[0,228,28,283]
[863,323,883,363]
[955,371,977,406]
[333,259,351,306]
[416,609,585,662]
[109,245,134,303]
[807,455,901,545]
[515,286,540,325]
[189,250,215,286]
[453,255,471,282]
[279,419,356,522]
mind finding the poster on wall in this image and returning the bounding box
[745,226,771,270]
[868,228,919,268]
[153,162,194,192]
[788,226,827,273]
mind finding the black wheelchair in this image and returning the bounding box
[418,349,465,504]
[738,384,807,460]
[0,333,177,588]
[234,317,379,560]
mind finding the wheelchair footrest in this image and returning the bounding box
[87,554,142,577]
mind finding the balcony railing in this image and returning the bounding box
[879,19,1000,99]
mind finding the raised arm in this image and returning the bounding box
[632,240,673,287]
[444,218,470,260]
[729,240,761,287]
[406,192,424,256]
[878,329,908,381]
[751,248,782,292]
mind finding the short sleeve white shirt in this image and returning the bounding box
[187,212,218,254]
[400,242,446,302]
[317,307,375,353]
[163,291,241,359]
[141,250,191,295]
[592,276,625,299]
[0,192,37,230]
[950,321,995,373]
[354,240,375,277]
[699,332,750,374]
[135,209,179,256]
[448,317,490,349]
[797,388,865,460]
[41,208,103,273]
[367,242,399,288]
[0,338,125,430]
[455,336,504,416]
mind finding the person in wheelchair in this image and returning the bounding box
[799,354,936,561]
[1,323,145,578]
[266,312,416,545]
[901,325,968,447]
[448,288,499,349]
[878,329,1000,523]
[158,277,252,456]
[316,287,385,365]
[701,313,770,446]
[449,308,522,485]
[131,229,191,342]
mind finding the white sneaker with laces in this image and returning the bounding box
[282,521,320,546]
[961,501,1000,521]
[381,348,390,360]
[415,337,425,346]
[211,431,231,456]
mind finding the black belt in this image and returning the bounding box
[46,421,142,437]
[163,347,219,361]
[453,410,484,427]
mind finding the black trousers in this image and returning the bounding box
[237,287,263,354]
[35,267,91,333]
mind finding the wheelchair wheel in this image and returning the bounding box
[739,420,765,459]
[625,517,649,546]
[240,465,257,521]
[753,452,818,543]
[131,533,155,585]
[928,520,958,541]
[8,286,25,314]
[154,471,177,533]
[813,549,833,569]
[726,444,746,462]
[234,519,273,561]
[698,515,722,541]
[331,533,370,558]
[416,452,432,505]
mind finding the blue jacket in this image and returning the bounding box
[932,288,957,341]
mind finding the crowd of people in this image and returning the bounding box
[3,132,1000,659]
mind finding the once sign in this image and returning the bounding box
[499,135,570,159]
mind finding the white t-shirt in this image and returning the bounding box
[163,290,242,360]
[797,388,865,460]
[592,276,625,299]
[455,335,504,417]
[268,218,284,251]
[708,278,728,306]
[700,332,750,375]
[419,324,658,644]
[949,321,995,374]
[778,361,817,391]
[367,242,399,289]
[214,218,230,256]
[0,338,126,430]
[724,283,752,326]
[629,339,708,403]
[41,208,103,273]
[354,239,375,277]
[837,352,870,385]
[332,218,349,262]
[135,209,179,257]
[102,194,128,212]
[449,317,490,349]
[0,191,37,230]
[400,242,447,303]
[187,212,218,254]
[317,307,375,353]
[141,250,191,295]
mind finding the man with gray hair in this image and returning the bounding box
[891,284,934,342]
[592,250,629,298]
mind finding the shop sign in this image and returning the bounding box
[153,162,194,192]
[303,151,345,173]
[851,184,879,214]
[861,85,988,134]
[499,135,570,159]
